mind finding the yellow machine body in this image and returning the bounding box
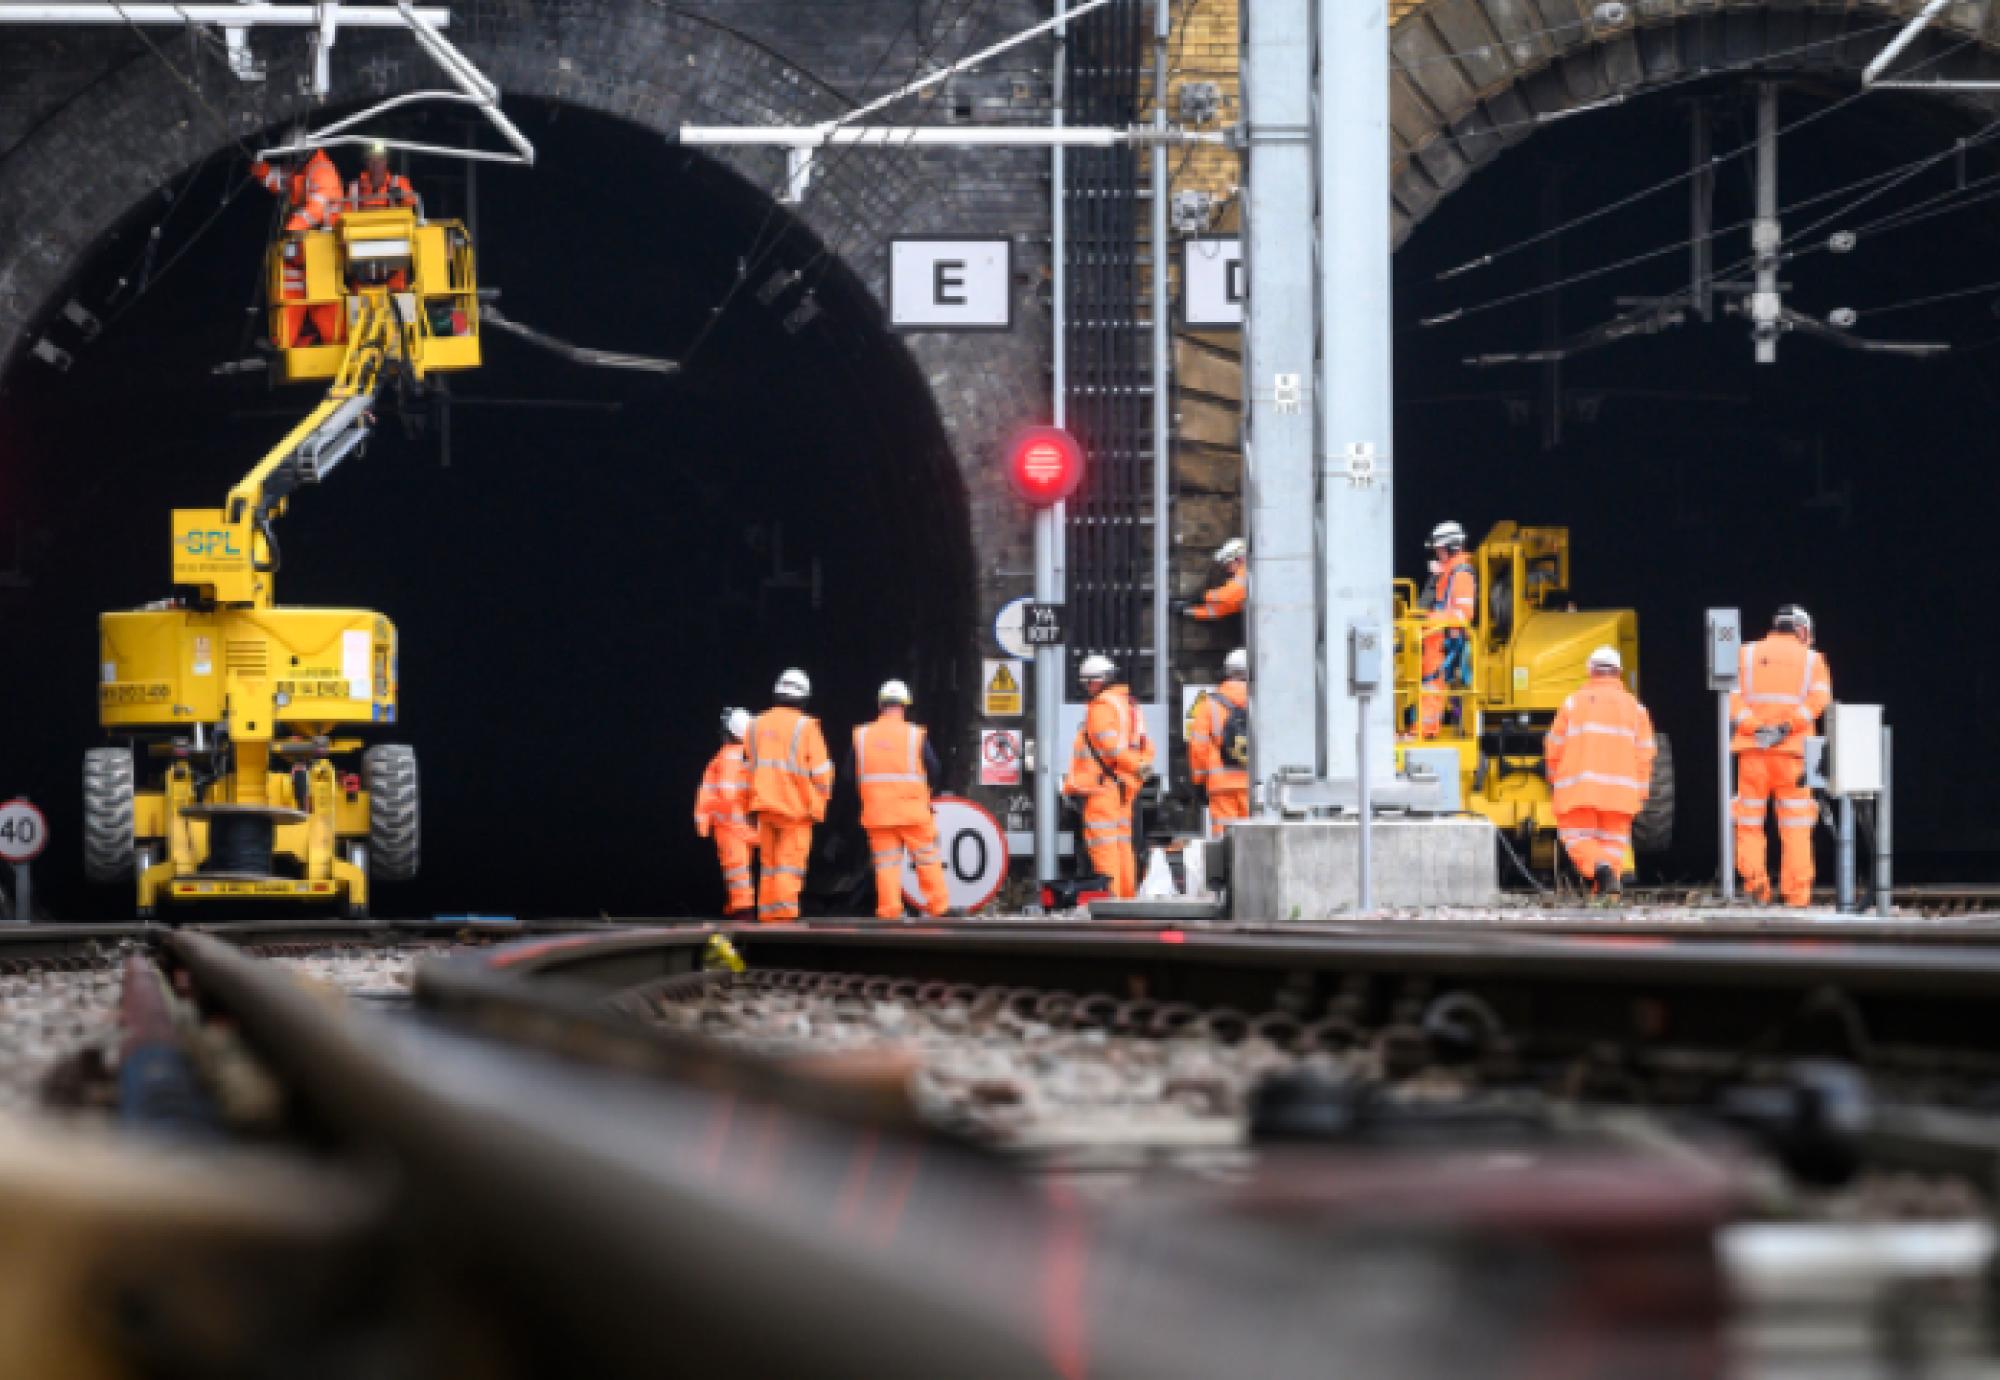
[91,201,455,916]
[266,208,481,384]
[1393,523,1644,868]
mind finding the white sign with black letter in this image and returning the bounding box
[906,796,1008,913]
[1184,237,1243,328]
[890,238,1011,331]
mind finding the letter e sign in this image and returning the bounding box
[890,238,1011,331]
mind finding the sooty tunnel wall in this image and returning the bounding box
[1394,79,2000,886]
[0,108,974,919]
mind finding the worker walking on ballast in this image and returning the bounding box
[1545,646,1656,899]
[1063,655,1155,898]
[694,708,757,918]
[1731,605,1833,907]
[849,680,949,920]
[745,669,833,923]
[1187,649,1250,838]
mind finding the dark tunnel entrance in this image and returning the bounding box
[0,106,975,919]
[1394,76,2000,888]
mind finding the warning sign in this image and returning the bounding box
[983,658,1024,717]
[979,729,1023,786]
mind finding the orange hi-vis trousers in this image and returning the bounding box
[1735,749,1816,906]
[866,821,949,919]
[1081,790,1137,898]
[1554,807,1633,887]
[756,816,813,923]
[712,831,756,917]
[1206,788,1249,839]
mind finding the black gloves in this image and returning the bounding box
[1753,722,1793,750]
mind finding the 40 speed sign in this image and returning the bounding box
[904,796,1007,914]
[0,799,48,864]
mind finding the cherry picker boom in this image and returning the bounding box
[85,204,480,917]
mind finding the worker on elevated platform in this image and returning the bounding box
[695,708,757,917]
[348,142,417,211]
[1731,605,1833,907]
[849,680,948,920]
[1414,519,1477,739]
[1179,538,1247,622]
[1064,654,1154,898]
[1546,645,1656,899]
[253,146,346,348]
[1187,648,1250,838]
[746,669,832,923]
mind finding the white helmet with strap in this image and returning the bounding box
[1214,537,1248,565]
[1774,604,1814,640]
[1223,648,1248,679]
[1079,654,1118,682]
[878,679,912,706]
[1429,520,1466,551]
[1587,645,1623,674]
[774,668,811,700]
[723,708,751,740]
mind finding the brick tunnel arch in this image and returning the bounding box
[1385,1,2000,246]
[0,4,1053,917]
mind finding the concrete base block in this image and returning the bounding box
[1230,817,1500,919]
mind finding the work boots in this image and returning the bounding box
[1592,863,1621,903]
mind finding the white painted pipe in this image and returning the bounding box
[0,4,447,24]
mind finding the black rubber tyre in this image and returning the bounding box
[83,747,137,884]
[1632,732,1675,854]
[363,744,420,883]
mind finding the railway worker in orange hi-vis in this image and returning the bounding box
[1187,648,1250,838]
[1545,645,1656,900]
[694,708,757,918]
[348,141,418,210]
[745,669,833,923]
[1413,519,1478,739]
[1178,537,1248,622]
[252,145,346,348]
[848,680,949,920]
[1063,654,1155,899]
[1730,604,1833,907]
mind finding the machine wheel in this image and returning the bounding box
[83,747,137,884]
[363,744,420,883]
[1633,732,1675,854]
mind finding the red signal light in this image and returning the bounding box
[1005,425,1085,507]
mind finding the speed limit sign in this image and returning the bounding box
[905,796,1008,914]
[0,799,48,864]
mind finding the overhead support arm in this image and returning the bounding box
[1862,0,1952,85]
[481,306,681,374]
[0,4,446,24]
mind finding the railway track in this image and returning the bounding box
[6,913,2000,1375]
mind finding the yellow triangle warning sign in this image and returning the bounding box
[988,663,1019,694]
[983,658,1023,717]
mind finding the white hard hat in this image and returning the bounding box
[366,140,389,158]
[1429,520,1466,550]
[723,708,751,740]
[878,679,912,706]
[774,668,811,700]
[1775,604,1814,639]
[1224,649,1248,678]
[1587,645,1623,674]
[1079,654,1118,681]
[1214,537,1248,564]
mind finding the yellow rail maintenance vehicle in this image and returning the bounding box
[1392,522,1673,876]
[85,200,481,917]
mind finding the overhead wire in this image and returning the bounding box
[1434,17,1915,281]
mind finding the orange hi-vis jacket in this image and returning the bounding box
[1192,570,1247,620]
[256,150,344,232]
[853,717,933,829]
[1187,680,1248,793]
[1065,685,1154,799]
[1546,676,1657,814]
[694,742,754,841]
[1427,552,1477,628]
[348,168,416,210]
[746,706,833,823]
[1730,634,1832,756]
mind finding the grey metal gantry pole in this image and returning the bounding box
[1240,0,1320,806]
[1752,82,1781,364]
[1151,0,1172,758]
[1035,0,1070,885]
[1316,0,1396,788]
